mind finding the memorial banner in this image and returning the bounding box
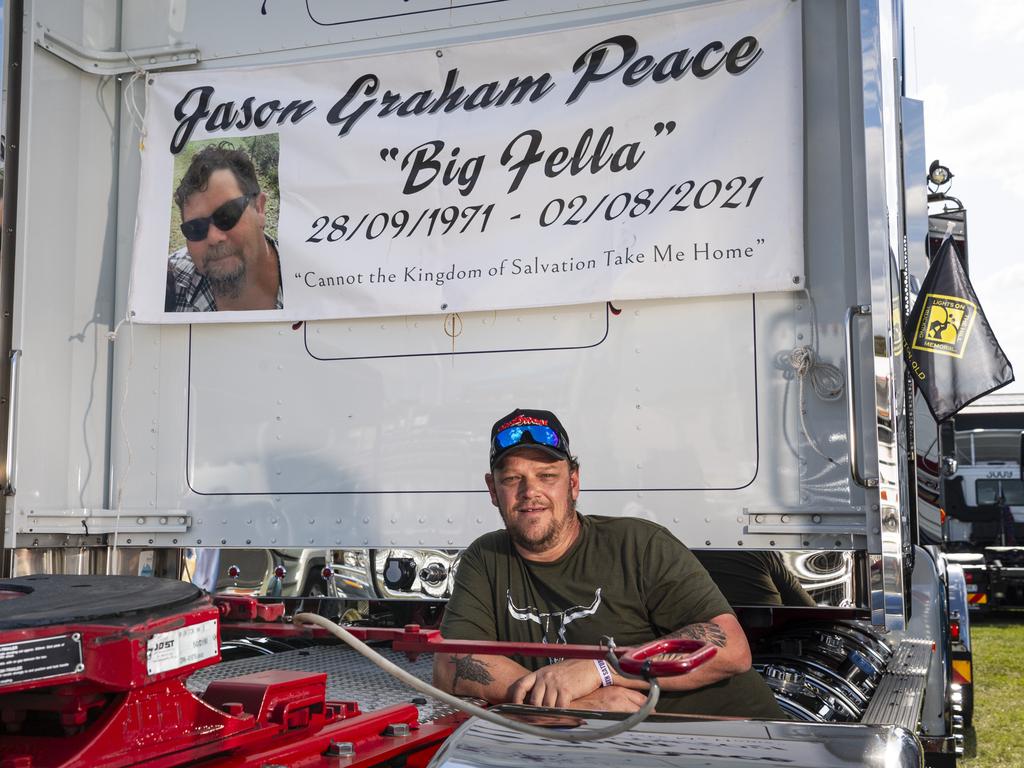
[129,0,803,323]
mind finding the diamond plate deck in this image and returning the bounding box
[187,646,460,722]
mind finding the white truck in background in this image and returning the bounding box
[942,425,1024,612]
[0,1,975,766]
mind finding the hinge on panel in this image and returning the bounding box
[17,509,192,535]
[744,508,867,538]
[34,26,199,76]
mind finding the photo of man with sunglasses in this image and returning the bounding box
[166,144,283,312]
[432,408,784,718]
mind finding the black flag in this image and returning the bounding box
[903,237,1014,421]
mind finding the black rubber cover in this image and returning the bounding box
[0,575,205,630]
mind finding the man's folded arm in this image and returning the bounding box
[432,651,533,703]
[605,612,753,692]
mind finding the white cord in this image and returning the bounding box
[121,56,149,149]
[294,613,660,742]
[789,346,843,402]
[106,314,135,574]
[788,345,844,463]
[105,60,148,574]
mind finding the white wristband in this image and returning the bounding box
[594,658,613,687]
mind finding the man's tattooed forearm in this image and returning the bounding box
[668,622,728,648]
[450,654,494,690]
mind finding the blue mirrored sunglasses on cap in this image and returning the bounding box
[492,424,562,451]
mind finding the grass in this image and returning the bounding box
[960,607,1024,767]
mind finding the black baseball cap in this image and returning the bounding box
[489,408,572,468]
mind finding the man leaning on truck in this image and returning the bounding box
[432,408,784,718]
[167,144,283,312]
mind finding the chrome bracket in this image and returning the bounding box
[35,26,199,76]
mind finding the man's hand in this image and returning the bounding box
[570,685,648,713]
[508,658,604,708]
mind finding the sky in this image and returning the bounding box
[905,0,1024,394]
[0,1,1017,393]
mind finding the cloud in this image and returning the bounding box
[920,87,1024,209]
[975,263,1024,393]
[967,0,1024,45]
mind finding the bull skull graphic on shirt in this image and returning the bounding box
[506,588,603,644]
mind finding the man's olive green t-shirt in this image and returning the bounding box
[440,514,783,718]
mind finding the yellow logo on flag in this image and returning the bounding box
[912,293,977,358]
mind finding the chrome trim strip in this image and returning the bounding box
[3,349,21,496]
[859,0,906,630]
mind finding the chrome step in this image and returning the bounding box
[861,639,932,730]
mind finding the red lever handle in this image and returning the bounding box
[617,637,717,678]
